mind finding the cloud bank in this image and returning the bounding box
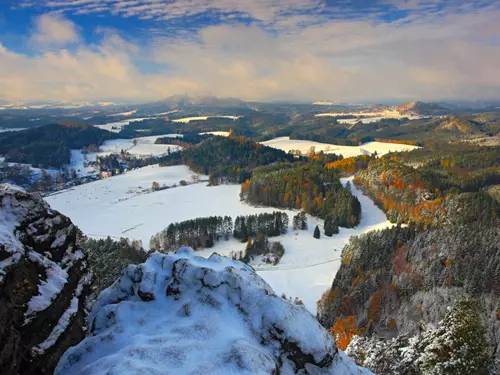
[2,0,500,102]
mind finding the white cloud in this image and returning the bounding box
[30,13,80,46]
[31,0,323,23]
[2,2,500,102]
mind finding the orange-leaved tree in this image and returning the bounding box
[330,316,358,350]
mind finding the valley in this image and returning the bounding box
[46,168,395,313]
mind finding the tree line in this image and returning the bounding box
[354,157,499,227]
[149,216,233,252]
[149,211,290,253]
[233,212,289,241]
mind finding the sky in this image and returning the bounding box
[0,0,499,104]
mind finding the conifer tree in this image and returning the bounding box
[324,216,339,237]
[419,299,491,375]
[314,225,321,239]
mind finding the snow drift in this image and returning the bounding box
[56,247,371,374]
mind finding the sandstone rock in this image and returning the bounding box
[0,184,91,375]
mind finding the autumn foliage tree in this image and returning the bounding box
[331,316,358,350]
[243,164,361,228]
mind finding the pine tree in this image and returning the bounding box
[419,299,491,375]
[313,225,321,239]
[300,211,308,230]
[324,216,339,237]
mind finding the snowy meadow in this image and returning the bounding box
[45,164,395,313]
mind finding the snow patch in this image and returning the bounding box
[32,271,91,356]
[173,115,240,123]
[109,110,137,117]
[24,251,69,323]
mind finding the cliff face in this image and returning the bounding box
[0,184,91,375]
[56,247,372,375]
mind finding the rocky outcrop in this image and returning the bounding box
[0,184,91,375]
[56,247,371,375]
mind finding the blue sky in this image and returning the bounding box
[0,0,499,103]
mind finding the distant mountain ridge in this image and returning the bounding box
[150,95,248,109]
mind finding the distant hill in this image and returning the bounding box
[434,115,482,134]
[0,123,116,168]
[397,101,451,116]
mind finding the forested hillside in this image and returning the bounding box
[158,136,297,184]
[279,112,500,147]
[317,222,500,374]
[317,143,500,374]
[353,151,500,226]
[0,123,116,168]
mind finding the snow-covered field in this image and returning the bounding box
[46,165,203,208]
[315,110,423,126]
[93,113,239,132]
[262,136,419,157]
[69,135,182,177]
[0,127,27,133]
[200,131,231,136]
[315,110,403,118]
[93,118,150,133]
[172,116,240,123]
[101,135,181,157]
[109,110,137,117]
[46,165,394,313]
[338,115,422,125]
[2,161,59,181]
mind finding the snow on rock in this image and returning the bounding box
[32,272,91,356]
[56,248,371,375]
[0,184,91,374]
[24,251,70,322]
